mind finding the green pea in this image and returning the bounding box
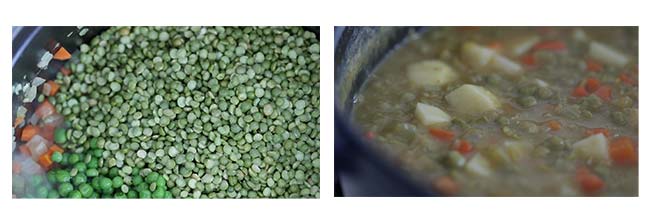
[99,177,113,190]
[54,128,67,144]
[55,170,71,183]
[35,186,49,198]
[517,96,537,108]
[51,152,63,163]
[79,183,94,198]
[58,182,74,197]
[69,190,82,198]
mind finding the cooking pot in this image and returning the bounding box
[334,26,436,196]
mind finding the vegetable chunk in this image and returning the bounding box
[504,34,540,57]
[415,103,452,127]
[407,60,459,87]
[465,154,492,177]
[571,133,609,161]
[589,41,629,67]
[445,84,501,116]
[461,42,496,69]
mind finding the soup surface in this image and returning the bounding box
[352,27,638,196]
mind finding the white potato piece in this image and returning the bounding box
[502,140,533,162]
[465,153,492,177]
[461,42,496,69]
[589,41,629,67]
[571,133,609,161]
[407,60,459,87]
[572,28,589,42]
[487,54,523,76]
[504,34,540,57]
[445,84,501,116]
[414,102,451,127]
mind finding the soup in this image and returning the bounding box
[352,27,638,196]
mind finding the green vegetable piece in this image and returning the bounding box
[54,128,67,144]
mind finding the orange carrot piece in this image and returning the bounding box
[37,153,53,169]
[19,144,32,157]
[619,73,636,86]
[547,120,561,131]
[594,85,612,102]
[455,140,473,155]
[434,176,459,196]
[60,67,72,76]
[520,53,536,66]
[487,41,503,52]
[572,84,589,98]
[533,40,566,52]
[576,168,605,196]
[35,100,56,119]
[609,136,637,166]
[429,128,455,141]
[44,81,60,96]
[585,128,610,137]
[46,144,64,157]
[53,47,71,61]
[585,59,603,72]
[12,161,21,174]
[21,125,38,142]
[585,77,601,93]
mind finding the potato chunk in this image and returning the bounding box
[504,34,540,57]
[465,153,492,177]
[571,133,609,161]
[502,140,533,162]
[589,41,629,67]
[414,102,451,127]
[462,42,522,76]
[461,42,496,69]
[407,60,459,87]
[445,84,501,116]
[487,54,523,76]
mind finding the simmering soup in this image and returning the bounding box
[352,27,638,196]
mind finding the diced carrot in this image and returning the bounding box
[619,73,636,86]
[13,116,24,128]
[50,144,64,153]
[37,153,53,169]
[455,140,473,155]
[487,41,503,52]
[594,85,612,102]
[547,120,561,131]
[609,136,637,166]
[520,53,537,66]
[21,125,38,142]
[60,67,72,76]
[46,144,64,158]
[429,128,455,141]
[585,128,610,137]
[365,131,375,140]
[43,81,60,96]
[585,59,603,72]
[19,144,32,157]
[53,47,71,61]
[532,40,566,52]
[12,161,21,174]
[434,176,459,196]
[572,84,589,98]
[576,167,605,196]
[35,100,56,119]
[585,77,601,93]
